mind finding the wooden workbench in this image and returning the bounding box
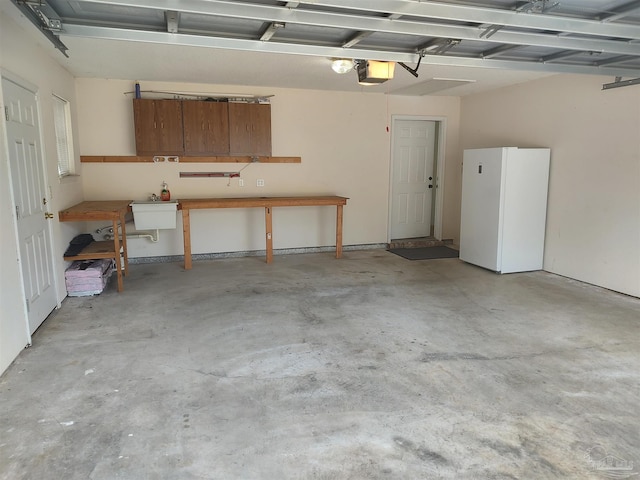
[58,200,132,292]
[179,196,348,269]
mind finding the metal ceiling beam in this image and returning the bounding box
[10,0,68,55]
[540,50,583,63]
[480,45,521,59]
[342,32,372,49]
[418,39,461,56]
[479,0,560,39]
[165,11,179,34]
[295,0,640,40]
[602,77,640,89]
[599,1,640,22]
[596,55,638,66]
[79,0,640,40]
[65,0,640,57]
[61,24,419,62]
[514,1,560,14]
[60,24,640,78]
[260,22,285,41]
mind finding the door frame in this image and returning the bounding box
[2,69,58,341]
[388,115,447,242]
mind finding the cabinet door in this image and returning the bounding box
[133,99,184,155]
[183,101,229,154]
[228,102,252,155]
[228,103,272,156]
[250,104,272,156]
[133,99,157,155]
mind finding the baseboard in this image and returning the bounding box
[128,243,388,264]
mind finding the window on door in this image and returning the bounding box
[52,94,75,177]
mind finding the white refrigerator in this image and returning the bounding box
[459,147,550,274]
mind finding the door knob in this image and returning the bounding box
[45,212,54,219]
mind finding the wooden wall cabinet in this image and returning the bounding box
[182,101,230,155]
[133,99,271,157]
[133,99,184,156]
[228,103,272,156]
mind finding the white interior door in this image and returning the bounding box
[390,119,437,239]
[3,77,57,334]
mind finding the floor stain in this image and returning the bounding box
[393,436,448,464]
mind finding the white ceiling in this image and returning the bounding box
[6,0,640,97]
[53,35,555,96]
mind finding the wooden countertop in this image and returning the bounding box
[178,196,348,210]
[59,197,348,219]
[58,200,133,222]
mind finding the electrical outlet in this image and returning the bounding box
[257,179,265,187]
[239,179,244,187]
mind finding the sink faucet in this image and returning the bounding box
[149,193,159,201]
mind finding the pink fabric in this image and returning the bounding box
[65,259,114,296]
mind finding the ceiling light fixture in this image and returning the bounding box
[356,60,396,85]
[331,58,354,74]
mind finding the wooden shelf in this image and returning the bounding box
[81,156,301,164]
[63,241,121,261]
[59,200,130,293]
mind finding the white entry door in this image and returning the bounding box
[390,120,437,239]
[3,77,57,334]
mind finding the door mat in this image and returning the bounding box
[389,246,459,260]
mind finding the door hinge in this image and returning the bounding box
[4,106,8,122]
[25,298,30,313]
[16,205,20,220]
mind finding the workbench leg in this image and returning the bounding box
[265,206,273,264]
[336,204,344,259]
[183,208,192,270]
[119,213,129,276]
[112,219,124,292]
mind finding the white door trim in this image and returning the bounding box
[388,115,447,241]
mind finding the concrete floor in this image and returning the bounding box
[1,249,638,479]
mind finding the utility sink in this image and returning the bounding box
[130,200,178,230]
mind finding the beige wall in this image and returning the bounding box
[460,74,640,297]
[0,11,83,373]
[76,79,461,257]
